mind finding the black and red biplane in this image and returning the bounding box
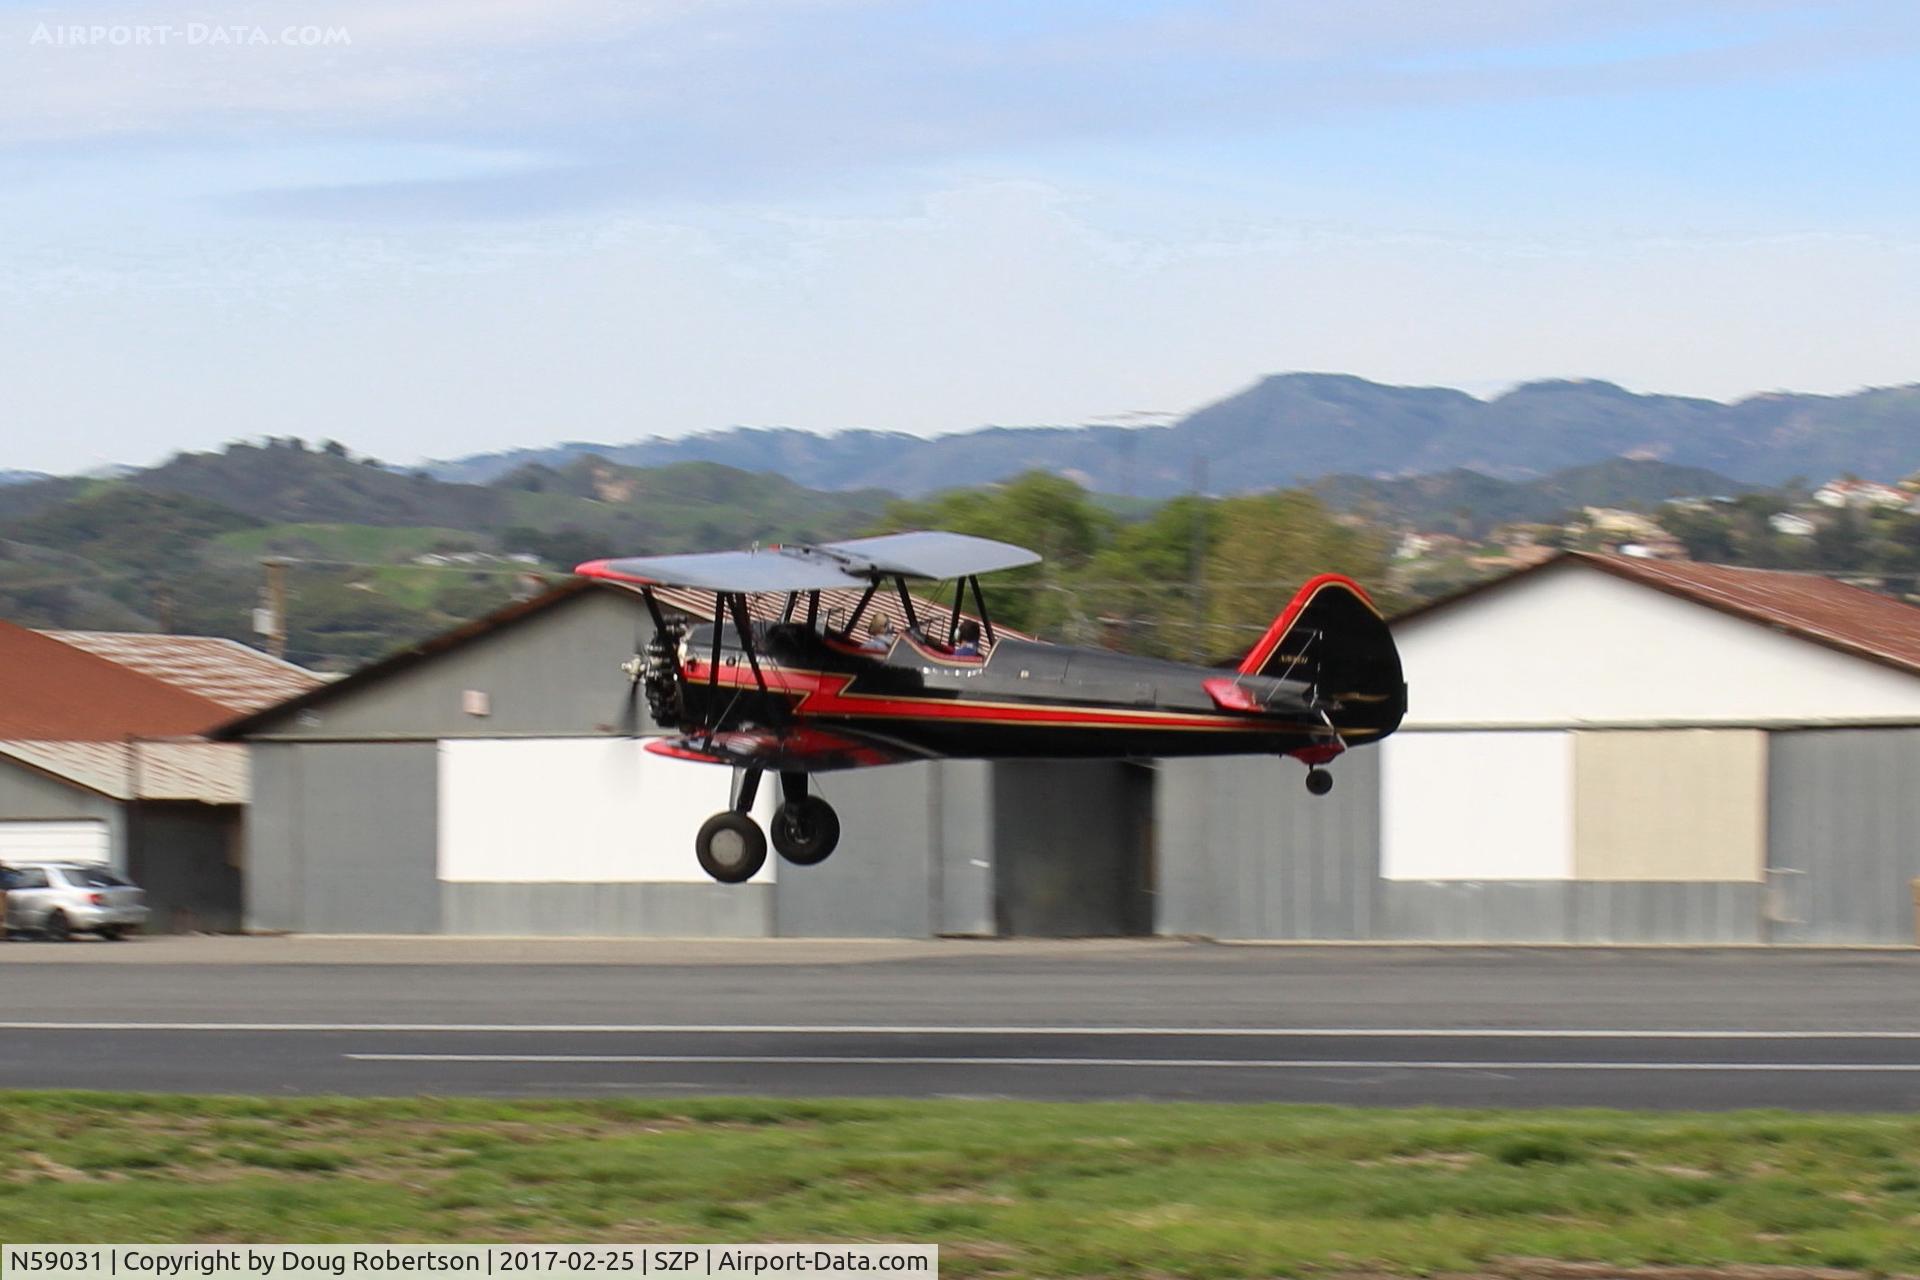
[578,532,1404,883]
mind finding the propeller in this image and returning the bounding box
[618,622,646,737]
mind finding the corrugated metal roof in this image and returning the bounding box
[0,739,247,804]
[1586,554,1920,677]
[1395,551,1920,678]
[0,620,236,740]
[41,631,324,713]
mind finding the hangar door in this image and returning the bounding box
[0,820,110,864]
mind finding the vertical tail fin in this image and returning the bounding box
[1240,574,1405,735]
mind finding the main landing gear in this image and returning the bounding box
[695,769,841,883]
[1304,767,1334,796]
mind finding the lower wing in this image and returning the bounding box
[644,725,926,772]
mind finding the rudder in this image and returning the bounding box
[1238,575,1406,737]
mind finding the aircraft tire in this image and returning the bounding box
[696,811,768,883]
[1305,767,1333,796]
[772,796,841,865]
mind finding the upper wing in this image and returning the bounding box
[576,550,867,593]
[813,531,1040,579]
[578,531,1040,592]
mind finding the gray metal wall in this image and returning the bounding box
[1768,728,1920,944]
[127,803,243,933]
[1157,752,1380,939]
[257,590,652,741]
[1377,881,1763,943]
[443,882,772,936]
[0,761,126,865]
[1155,748,1764,943]
[245,741,440,933]
[993,761,1153,936]
[774,763,943,937]
[762,761,998,938]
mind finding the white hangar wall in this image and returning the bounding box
[437,740,775,885]
[1395,561,1920,728]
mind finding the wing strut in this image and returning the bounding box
[967,575,996,646]
[947,578,966,645]
[705,594,724,706]
[841,583,879,639]
[727,592,770,695]
[894,576,920,634]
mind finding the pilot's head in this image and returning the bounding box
[956,620,981,646]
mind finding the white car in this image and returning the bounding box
[2,861,149,940]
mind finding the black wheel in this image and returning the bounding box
[99,926,125,941]
[772,796,841,866]
[44,910,73,942]
[696,811,768,884]
[1305,767,1333,796]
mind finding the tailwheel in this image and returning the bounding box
[772,796,841,865]
[696,811,768,883]
[1304,767,1333,797]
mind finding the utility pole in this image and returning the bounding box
[257,558,289,659]
[1188,455,1207,662]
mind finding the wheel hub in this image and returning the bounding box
[709,828,746,867]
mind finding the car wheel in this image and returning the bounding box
[44,910,73,942]
[99,926,125,941]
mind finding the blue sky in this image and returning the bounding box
[1,0,1917,472]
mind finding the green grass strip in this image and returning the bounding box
[2,1092,1918,1277]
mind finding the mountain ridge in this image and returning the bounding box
[423,373,1920,496]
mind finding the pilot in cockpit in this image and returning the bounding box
[862,616,896,653]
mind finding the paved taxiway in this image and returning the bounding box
[4,938,1919,1108]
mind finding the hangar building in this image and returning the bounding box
[220,581,1150,938]
[0,623,321,931]
[1159,553,1920,945]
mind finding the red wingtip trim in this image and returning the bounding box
[1237,573,1376,676]
[575,559,653,584]
[644,738,728,764]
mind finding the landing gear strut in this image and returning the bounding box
[771,771,840,866]
[696,769,842,881]
[695,768,769,883]
[1304,767,1333,797]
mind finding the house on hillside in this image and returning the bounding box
[1814,479,1909,510]
[0,624,322,931]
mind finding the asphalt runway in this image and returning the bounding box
[5,937,1920,1108]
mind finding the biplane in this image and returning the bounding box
[577,532,1405,883]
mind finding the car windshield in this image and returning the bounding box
[62,866,130,887]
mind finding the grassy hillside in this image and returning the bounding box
[1314,459,1752,535]
[0,446,893,668]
